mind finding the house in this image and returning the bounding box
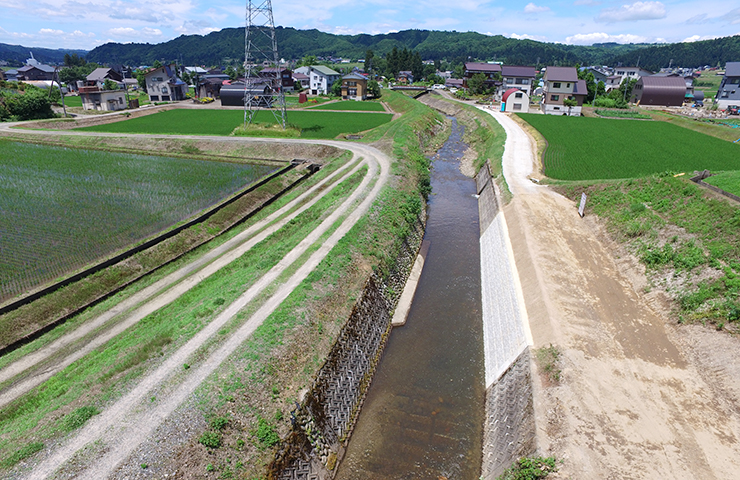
[501,88,529,113]
[197,77,224,99]
[500,65,536,96]
[397,71,413,84]
[445,78,464,89]
[144,64,188,102]
[16,63,55,81]
[652,72,695,100]
[78,85,127,111]
[613,66,653,84]
[304,65,340,95]
[259,67,294,92]
[86,68,123,87]
[716,62,740,110]
[631,76,691,106]
[604,75,622,92]
[463,62,502,90]
[541,66,586,116]
[340,73,368,100]
[581,66,609,84]
[293,72,309,90]
[4,69,18,82]
[0,70,5,82]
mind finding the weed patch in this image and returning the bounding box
[535,345,561,384]
[497,456,558,480]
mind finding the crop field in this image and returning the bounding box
[77,109,393,139]
[0,141,275,302]
[517,114,740,180]
[704,171,740,196]
[310,101,386,112]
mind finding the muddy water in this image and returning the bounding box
[336,118,484,479]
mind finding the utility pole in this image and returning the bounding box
[244,0,286,128]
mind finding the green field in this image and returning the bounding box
[78,109,392,139]
[518,114,740,180]
[310,101,385,112]
[704,171,740,196]
[0,141,275,301]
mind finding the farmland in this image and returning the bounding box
[310,101,386,112]
[0,140,275,302]
[517,113,740,180]
[704,171,740,196]
[77,108,393,139]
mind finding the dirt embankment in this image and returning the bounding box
[491,110,740,479]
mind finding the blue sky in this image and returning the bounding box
[0,0,738,51]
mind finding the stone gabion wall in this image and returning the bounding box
[270,214,426,480]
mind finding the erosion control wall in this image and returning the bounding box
[270,214,426,480]
[476,164,537,479]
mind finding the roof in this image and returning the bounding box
[545,66,578,82]
[639,76,687,88]
[342,73,367,81]
[18,64,55,73]
[310,65,340,76]
[572,79,588,96]
[86,68,117,81]
[501,65,536,78]
[502,88,526,102]
[293,73,309,79]
[726,62,740,77]
[260,67,290,73]
[465,62,502,73]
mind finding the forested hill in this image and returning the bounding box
[608,35,740,72]
[85,28,644,66]
[83,28,740,69]
[0,43,87,66]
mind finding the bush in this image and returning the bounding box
[0,87,55,121]
[63,406,100,431]
[498,456,558,480]
[252,417,279,449]
[199,431,222,449]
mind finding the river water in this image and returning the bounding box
[336,118,485,479]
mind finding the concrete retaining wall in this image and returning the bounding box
[270,213,426,480]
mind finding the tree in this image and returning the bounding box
[563,97,578,116]
[63,53,86,67]
[152,60,163,68]
[331,80,342,97]
[225,66,237,80]
[135,70,148,92]
[452,64,465,79]
[365,49,374,74]
[297,55,317,67]
[368,80,381,98]
[467,73,488,95]
[103,79,119,91]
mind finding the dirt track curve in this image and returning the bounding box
[0,125,391,479]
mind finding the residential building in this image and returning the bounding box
[293,72,309,90]
[716,62,740,110]
[340,73,368,100]
[259,67,294,92]
[78,85,127,111]
[16,63,55,81]
[501,88,529,112]
[86,68,123,87]
[220,82,272,107]
[463,62,502,90]
[304,65,340,95]
[144,64,188,102]
[541,66,586,116]
[604,75,622,92]
[500,65,536,96]
[197,77,224,99]
[631,76,686,106]
[398,71,413,84]
[5,69,18,82]
[613,66,653,84]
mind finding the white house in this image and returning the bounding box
[78,85,127,111]
[303,65,341,95]
[501,88,529,112]
[144,64,188,102]
[541,66,587,116]
[500,65,536,97]
[613,66,653,84]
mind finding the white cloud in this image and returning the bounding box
[108,26,164,39]
[574,0,601,5]
[596,1,667,23]
[682,34,719,42]
[38,28,64,35]
[507,32,548,41]
[721,7,740,24]
[685,13,710,24]
[524,3,550,14]
[174,20,217,36]
[565,32,650,44]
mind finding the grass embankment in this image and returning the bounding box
[517,113,740,180]
[647,110,740,143]
[595,109,651,119]
[520,113,740,331]
[309,101,385,112]
[704,171,740,196]
[0,140,275,305]
[76,108,393,139]
[0,90,442,478]
[0,156,367,472]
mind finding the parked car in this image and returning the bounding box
[728,105,740,115]
[693,100,703,107]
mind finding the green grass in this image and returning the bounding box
[704,171,740,196]
[595,109,651,119]
[498,456,558,480]
[310,101,385,112]
[77,109,393,139]
[0,140,275,303]
[61,95,82,107]
[518,113,740,180]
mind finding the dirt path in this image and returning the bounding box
[484,109,740,479]
[0,126,391,479]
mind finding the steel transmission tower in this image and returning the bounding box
[244,0,286,128]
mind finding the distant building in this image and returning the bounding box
[613,66,653,84]
[716,62,740,110]
[299,65,340,95]
[220,82,273,107]
[293,72,309,90]
[144,64,188,102]
[86,68,123,87]
[500,65,536,97]
[16,64,55,81]
[397,71,413,84]
[604,75,622,92]
[632,76,691,106]
[78,86,127,112]
[340,73,368,100]
[463,62,501,90]
[541,66,586,116]
[259,67,294,92]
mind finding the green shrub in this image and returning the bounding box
[210,416,229,430]
[498,456,558,480]
[199,431,222,449]
[252,417,279,449]
[63,406,100,431]
[0,442,44,469]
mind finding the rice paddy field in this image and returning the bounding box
[310,101,386,112]
[517,114,740,180]
[704,171,740,196]
[77,109,393,139]
[0,140,276,302]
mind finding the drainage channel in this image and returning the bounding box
[335,117,485,479]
